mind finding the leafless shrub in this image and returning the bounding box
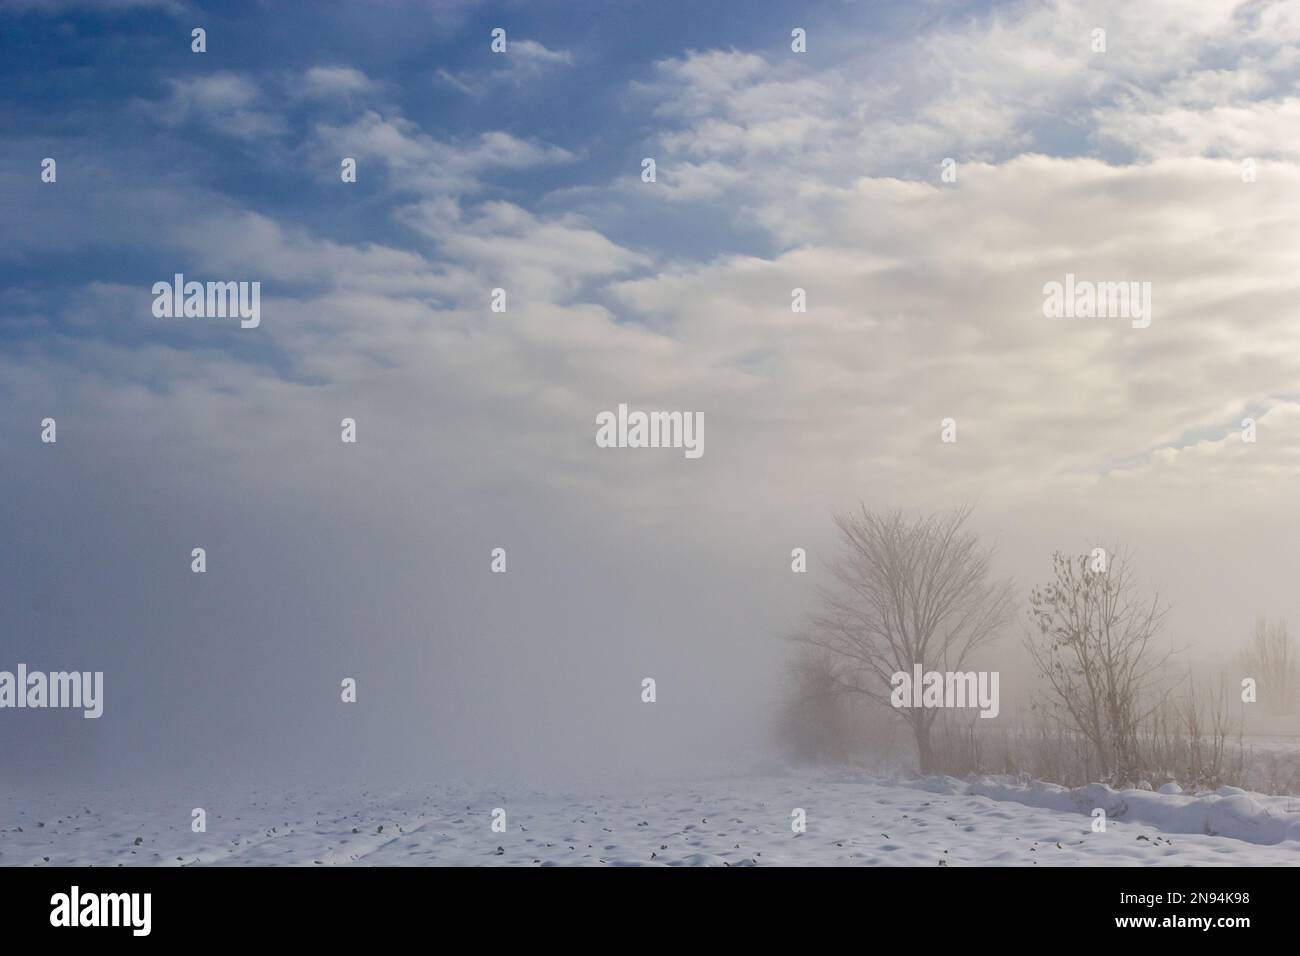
[775,646,857,764]
[1024,549,1172,786]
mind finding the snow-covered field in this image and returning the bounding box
[3,770,1298,866]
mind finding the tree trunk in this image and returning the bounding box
[913,715,935,774]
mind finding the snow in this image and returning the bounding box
[4,769,1298,866]
[916,775,1300,847]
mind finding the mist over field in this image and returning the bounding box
[2,0,1298,871]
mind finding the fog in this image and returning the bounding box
[4,373,1297,791]
[4,0,1300,795]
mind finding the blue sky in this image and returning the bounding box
[5,2,733,346]
[2,0,1058,352]
[2,2,839,268]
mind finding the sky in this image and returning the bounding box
[2,0,1299,789]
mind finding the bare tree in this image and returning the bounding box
[793,505,1013,774]
[1025,549,1171,785]
[1240,617,1296,716]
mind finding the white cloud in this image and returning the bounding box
[511,39,573,67]
[313,110,573,195]
[435,37,573,96]
[299,66,380,99]
[154,73,284,139]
